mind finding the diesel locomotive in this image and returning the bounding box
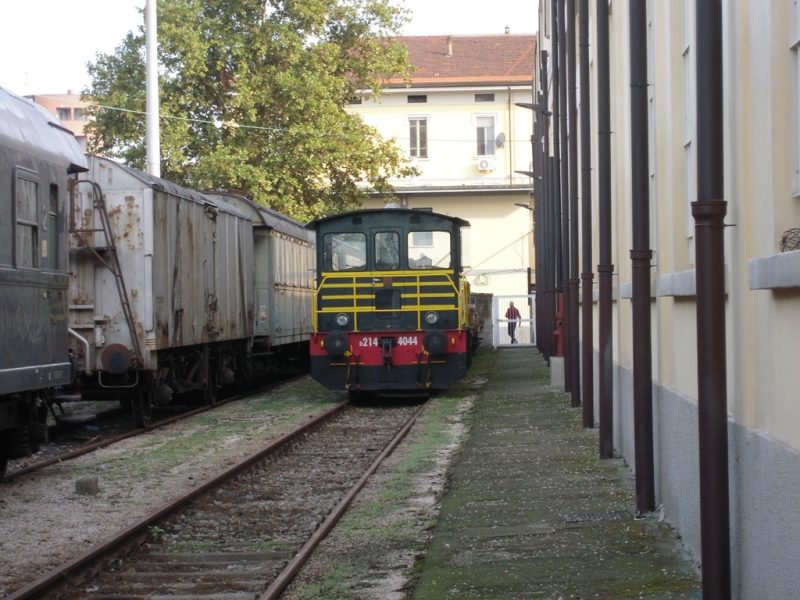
[308,207,478,393]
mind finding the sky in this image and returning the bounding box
[0,0,537,97]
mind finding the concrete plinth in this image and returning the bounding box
[549,355,565,387]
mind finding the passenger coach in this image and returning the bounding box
[308,207,475,393]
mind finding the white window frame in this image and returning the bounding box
[473,112,498,157]
[406,114,429,159]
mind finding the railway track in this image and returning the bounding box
[3,377,300,483]
[6,398,427,600]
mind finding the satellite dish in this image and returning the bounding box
[495,132,506,148]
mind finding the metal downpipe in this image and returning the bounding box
[694,0,731,597]
[567,0,581,408]
[628,0,655,514]
[579,0,594,428]
[596,0,614,459]
[557,0,571,388]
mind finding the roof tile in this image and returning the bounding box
[388,34,536,87]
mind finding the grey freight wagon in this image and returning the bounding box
[69,156,255,426]
[204,189,314,361]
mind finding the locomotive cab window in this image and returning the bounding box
[374,231,400,270]
[408,231,451,269]
[15,172,39,269]
[323,232,366,271]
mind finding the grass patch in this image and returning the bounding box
[289,559,359,600]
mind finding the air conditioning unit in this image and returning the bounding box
[477,157,495,172]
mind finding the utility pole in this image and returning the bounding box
[146,0,160,178]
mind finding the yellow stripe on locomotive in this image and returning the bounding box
[306,207,476,393]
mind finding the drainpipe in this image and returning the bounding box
[596,0,614,459]
[540,52,552,360]
[567,0,581,408]
[551,0,565,360]
[579,0,594,428]
[693,0,731,597]
[508,85,514,186]
[558,0,571,388]
[629,0,655,514]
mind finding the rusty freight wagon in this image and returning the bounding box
[69,156,255,426]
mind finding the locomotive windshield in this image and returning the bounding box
[323,232,366,271]
[408,230,451,269]
[374,231,400,270]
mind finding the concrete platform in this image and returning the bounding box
[413,347,701,599]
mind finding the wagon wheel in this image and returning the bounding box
[204,364,220,406]
[132,374,154,429]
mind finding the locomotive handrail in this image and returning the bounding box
[314,270,461,332]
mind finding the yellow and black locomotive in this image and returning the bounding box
[308,206,477,393]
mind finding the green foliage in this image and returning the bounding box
[84,0,416,221]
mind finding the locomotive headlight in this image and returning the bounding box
[336,313,350,327]
[425,311,439,325]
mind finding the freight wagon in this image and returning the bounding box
[69,157,255,426]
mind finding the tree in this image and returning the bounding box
[85,0,416,221]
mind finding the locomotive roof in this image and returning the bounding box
[202,189,311,242]
[306,207,470,230]
[86,156,251,221]
[0,86,88,173]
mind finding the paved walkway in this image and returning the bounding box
[414,347,701,599]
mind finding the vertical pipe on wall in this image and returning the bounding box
[693,0,731,597]
[596,0,614,459]
[567,0,581,408]
[579,0,594,428]
[558,0,572,385]
[551,0,565,362]
[628,0,655,514]
[540,50,554,361]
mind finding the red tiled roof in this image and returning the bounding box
[387,34,535,88]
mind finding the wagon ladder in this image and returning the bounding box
[69,180,143,368]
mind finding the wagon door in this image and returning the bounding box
[203,203,219,339]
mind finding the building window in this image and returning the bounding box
[476,116,495,156]
[56,107,71,121]
[15,174,39,269]
[412,231,433,246]
[792,0,800,195]
[73,107,87,121]
[408,95,427,103]
[347,96,363,105]
[475,93,495,102]
[409,117,428,158]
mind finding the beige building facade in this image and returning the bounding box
[349,35,537,298]
[25,92,90,153]
[536,1,800,596]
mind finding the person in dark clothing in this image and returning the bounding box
[506,301,521,343]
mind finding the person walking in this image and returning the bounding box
[506,301,521,344]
